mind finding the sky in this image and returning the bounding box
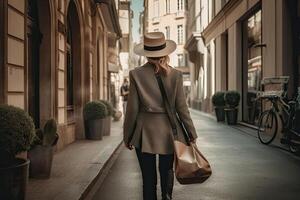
[131,0,144,43]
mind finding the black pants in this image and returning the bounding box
[135,148,174,200]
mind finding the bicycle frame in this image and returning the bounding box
[262,97,291,133]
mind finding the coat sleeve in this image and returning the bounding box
[175,72,198,139]
[123,71,139,144]
[120,86,123,96]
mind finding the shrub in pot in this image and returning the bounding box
[224,91,240,125]
[28,119,59,179]
[99,100,114,136]
[83,101,108,140]
[0,104,35,200]
[113,110,122,121]
[212,91,226,122]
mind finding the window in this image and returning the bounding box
[178,54,185,67]
[177,0,184,11]
[165,26,170,39]
[154,0,159,18]
[177,25,184,44]
[242,9,262,125]
[166,0,170,14]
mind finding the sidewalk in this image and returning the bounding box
[93,108,300,200]
[27,120,124,200]
[189,109,289,151]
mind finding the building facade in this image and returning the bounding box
[0,0,121,150]
[144,0,191,98]
[186,0,300,125]
[118,0,133,78]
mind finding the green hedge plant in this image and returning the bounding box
[225,91,240,108]
[212,91,226,107]
[83,101,108,121]
[0,105,35,164]
[99,100,115,116]
[31,119,59,148]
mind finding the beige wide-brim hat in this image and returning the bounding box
[134,32,177,57]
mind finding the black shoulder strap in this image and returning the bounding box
[155,73,178,139]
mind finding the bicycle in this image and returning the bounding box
[257,77,300,154]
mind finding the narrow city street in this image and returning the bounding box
[92,110,300,200]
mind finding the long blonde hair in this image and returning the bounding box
[147,56,171,76]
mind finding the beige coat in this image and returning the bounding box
[123,62,198,154]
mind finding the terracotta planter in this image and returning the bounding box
[0,158,29,200]
[214,107,225,122]
[225,108,238,125]
[103,117,112,136]
[113,111,122,121]
[28,145,54,179]
[85,118,105,140]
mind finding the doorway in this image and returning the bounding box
[289,0,300,91]
[66,0,82,124]
[27,0,41,127]
[66,0,84,139]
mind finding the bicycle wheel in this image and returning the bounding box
[258,110,278,144]
[289,144,300,154]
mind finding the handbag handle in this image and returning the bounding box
[155,73,178,139]
[155,73,191,144]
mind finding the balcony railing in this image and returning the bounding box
[152,17,160,24]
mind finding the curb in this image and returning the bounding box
[80,139,124,200]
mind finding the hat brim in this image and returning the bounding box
[133,40,177,57]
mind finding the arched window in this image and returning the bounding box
[66,0,78,123]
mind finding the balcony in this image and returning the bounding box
[152,17,160,24]
[175,10,185,19]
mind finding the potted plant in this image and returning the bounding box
[99,100,114,136]
[0,105,35,200]
[83,101,108,140]
[224,91,240,125]
[113,109,122,121]
[28,119,59,179]
[212,91,226,122]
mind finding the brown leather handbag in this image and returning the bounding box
[155,73,212,184]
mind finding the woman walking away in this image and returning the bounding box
[123,32,198,200]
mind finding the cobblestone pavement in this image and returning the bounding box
[92,110,300,200]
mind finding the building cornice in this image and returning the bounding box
[201,0,242,44]
[184,32,202,51]
[95,0,122,38]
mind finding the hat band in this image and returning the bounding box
[144,43,166,51]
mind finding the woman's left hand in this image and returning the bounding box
[189,138,197,144]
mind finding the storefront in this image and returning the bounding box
[201,0,300,124]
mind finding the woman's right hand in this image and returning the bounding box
[124,142,134,150]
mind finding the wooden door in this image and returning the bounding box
[27,0,41,127]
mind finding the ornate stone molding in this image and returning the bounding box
[58,20,66,35]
